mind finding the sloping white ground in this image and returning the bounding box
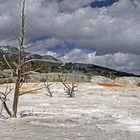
[0,83,140,140]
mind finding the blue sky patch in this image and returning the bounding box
[47,41,76,55]
[90,0,119,8]
[28,36,50,44]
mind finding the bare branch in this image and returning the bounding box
[0,104,7,119]
[0,104,4,116]
[12,30,21,43]
[0,71,16,81]
[6,88,13,96]
[24,25,32,33]
[3,55,13,70]
[2,55,17,78]
[62,82,69,89]
[0,70,10,78]
[0,88,13,117]
[25,42,42,50]
[21,69,40,76]
[44,82,53,97]
[61,82,79,97]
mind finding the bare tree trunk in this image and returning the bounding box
[1,0,59,118]
[12,0,26,118]
[12,69,21,117]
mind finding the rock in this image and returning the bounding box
[91,76,114,84]
[114,77,140,86]
[20,110,38,117]
[91,76,140,86]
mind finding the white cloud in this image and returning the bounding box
[45,51,59,58]
[1,0,140,54]
[27,37,65,54]
[24,0,140,54]
[58,0,94,12]
[57,48,140,74]
[0,0,140,74]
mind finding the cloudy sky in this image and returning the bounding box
[0,0,140,74]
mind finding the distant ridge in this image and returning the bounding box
[0,46,139,78]
[0,46,61,63]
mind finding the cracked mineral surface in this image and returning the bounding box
[0,82,140,140]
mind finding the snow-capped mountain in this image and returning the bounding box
[0,46,61,63]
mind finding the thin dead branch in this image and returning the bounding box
[44,82,53,97]
[24,25,32,33]
[25,42,42,50]
[21,69,40,76]
[0,70,16,81]
[12,30,21,43]
[0,85,13,117]
[62,82,78,97]
[0,104,4,119]
[3,55,13,71]
[59,75,79,97]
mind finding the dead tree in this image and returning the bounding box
[1,0,61,118]
[11,0,26,117]
[62,82,78,97]
[0,85,13,117]
[44,82,53,97]
[60,74,79,97]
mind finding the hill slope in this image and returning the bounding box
[0,46,139,78]
[0,46,61,62]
